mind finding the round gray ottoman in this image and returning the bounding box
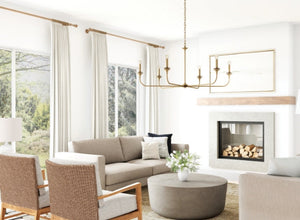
[147,173,227,219]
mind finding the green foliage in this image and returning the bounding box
[33,103,50,131]
[0,75,11,117]
[16,87,39,133]
[0,50,11,117]
[108,65,115,135]
[117,67,136,136]
[16,129,49,168]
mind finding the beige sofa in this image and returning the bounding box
[239,173,300,220]
[56,136,189,190]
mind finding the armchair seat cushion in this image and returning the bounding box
[105,163,152,186]
[128,159,170,175]
[38,187,50,208]
[99,190,137,219]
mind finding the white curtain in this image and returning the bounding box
[91,32,108,138]
[143,46,161,134]
[50,23,71,158]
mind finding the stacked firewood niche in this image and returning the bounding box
[222,144,263,159]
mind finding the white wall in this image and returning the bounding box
[159,23,297,167]
[0,7,148,141]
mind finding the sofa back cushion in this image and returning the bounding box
[119,136,144,161]
[71,138,124,164]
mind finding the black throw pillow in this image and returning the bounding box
[148,133,173,154]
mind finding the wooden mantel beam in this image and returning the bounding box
[197,96,296,105]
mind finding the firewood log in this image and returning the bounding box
[223,151,228,156]
[225,145,232,151]
[251,147,257,152]
[242,151,248,157]
[233,146,239,152]
[239,144,245,149]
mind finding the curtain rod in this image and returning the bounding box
[0,5,78,27]
[86,28,165,49]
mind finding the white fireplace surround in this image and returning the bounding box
[209,112,275,172]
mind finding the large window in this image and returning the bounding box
[0,49,50,168]
[108,65,137,137]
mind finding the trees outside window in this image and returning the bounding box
[108,65,137,137]
[0,49,50,168]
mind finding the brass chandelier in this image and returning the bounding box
[138,0,232,89]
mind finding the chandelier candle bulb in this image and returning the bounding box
[198,67,201,78]
[138,60,142,72]
[166,55,169,67]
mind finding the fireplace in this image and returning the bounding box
[209,112,274,172]
[218,121,264,162]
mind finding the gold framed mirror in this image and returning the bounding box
[209,49,275,93]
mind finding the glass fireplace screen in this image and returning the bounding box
[218,121,264,162]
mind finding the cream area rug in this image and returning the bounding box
[6,183,238,220]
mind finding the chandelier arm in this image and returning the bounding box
[194,74,232,87]
[210,72,219,85]
[138,74,179,88]
[165,72,183,86]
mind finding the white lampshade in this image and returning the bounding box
[0,118,22,142]
[296,90,300,114]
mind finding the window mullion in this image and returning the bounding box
[11,50,16,117]
[115,65,119,137]
[11,50,16,152]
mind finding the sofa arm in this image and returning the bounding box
[55,152,106,189]
[171,144,189,153]
[239,173,300,220]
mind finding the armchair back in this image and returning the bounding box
[46,160,99,220]
[0,154,39,209]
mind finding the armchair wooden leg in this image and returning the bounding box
[0,206,6,220]
[136,185,142,220]
[34,211,40,220]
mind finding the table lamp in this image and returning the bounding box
[0,118,22,153]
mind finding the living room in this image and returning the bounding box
[1,0,300,220]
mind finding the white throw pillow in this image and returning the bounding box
[141,142,160,160]
[267,157,300,177]
[143,136,169,158]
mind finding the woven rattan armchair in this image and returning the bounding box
[0,153,50,220]
[46,159,142,220]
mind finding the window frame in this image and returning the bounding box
[108,63,138,137]
[0,46,50,150]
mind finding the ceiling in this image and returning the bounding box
[2,0,300,42]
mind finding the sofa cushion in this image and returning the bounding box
[119,136,144,161]
[143,136,169,158]
[39,187,50,208]
[99,190,137,219]
[142,142,160,160]
[267,157,300,177]
[105,163,152,185]
[71,138,124,164]
[128,159,171,175]
[148,133,173,154]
